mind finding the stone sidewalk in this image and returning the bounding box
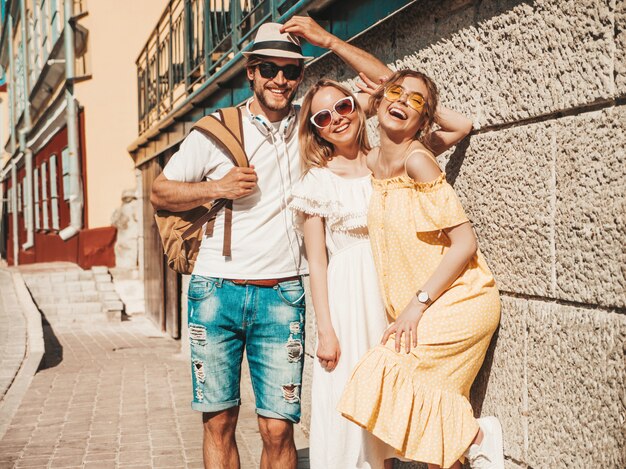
[0,281,310,469]
[0,269,26,406]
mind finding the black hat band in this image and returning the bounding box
[250,40,302,54]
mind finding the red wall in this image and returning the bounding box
[3,111,117,268]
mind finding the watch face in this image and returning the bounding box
[418,291,429,303]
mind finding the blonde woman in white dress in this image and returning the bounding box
[290,78,472,469]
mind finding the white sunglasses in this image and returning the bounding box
[309,96,355,129]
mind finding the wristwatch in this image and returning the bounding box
[416,290,432,306]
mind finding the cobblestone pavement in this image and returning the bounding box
[0,270,26,403]
[0,310,309,469]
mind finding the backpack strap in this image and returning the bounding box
[219,107,245,145]
[192,108,249,168]
[184,107,248,257]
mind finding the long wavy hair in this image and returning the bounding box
[369,69,439,141]
[298,80,370,172]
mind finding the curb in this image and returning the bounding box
[0,270,45,440]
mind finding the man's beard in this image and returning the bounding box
[254,81,297,112]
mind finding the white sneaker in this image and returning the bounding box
[464,416,505,469]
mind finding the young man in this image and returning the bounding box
[151,18,390,469]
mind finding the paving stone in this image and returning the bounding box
[0,309,310,468]
[0,269,27,416]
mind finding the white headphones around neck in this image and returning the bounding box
[245,98,297,140]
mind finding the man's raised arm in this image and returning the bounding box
[281,16,392,87]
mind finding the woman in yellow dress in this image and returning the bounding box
[337,70,504,469]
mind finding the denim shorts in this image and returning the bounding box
[187,275,306,423]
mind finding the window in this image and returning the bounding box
[7,186,12,214]
[22,182,26,213]
[49,155,59,230]
[62,147,70,201]
[34,168,40,230]
[41,161,49,230]
[17,182,22,213]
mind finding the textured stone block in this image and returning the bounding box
[525,301,626,468]
[303,277,316,360]
[471,296,527,462]
[299,276,315,435]
[554,106,626,308]
[308,0,617,129]
[616,0,626,93]
[344,0,480,122]
[476,0,614,126]
[444,123,554,297]
[300,356,313,437]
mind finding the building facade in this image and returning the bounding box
[129,0,625,466]
[0,0,164,268]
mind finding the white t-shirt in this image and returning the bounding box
[162,109,308,279]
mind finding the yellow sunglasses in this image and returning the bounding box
[384,84,425,112]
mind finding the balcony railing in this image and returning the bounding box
[136,0,300,135]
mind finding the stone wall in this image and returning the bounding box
[298,0,626,467]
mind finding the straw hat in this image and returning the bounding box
[242,22,312,60]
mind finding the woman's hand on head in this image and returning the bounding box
[316,328,341,371]
[381,298,426,353]
[355,72,388,114]
[355,72,388,95]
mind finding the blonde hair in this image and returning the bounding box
[369,69,439,141]
[299,80,370,172]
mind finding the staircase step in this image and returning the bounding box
[105,310,122,322]
[101,291,121,301]
[79,271,94,281]
[96,282,116,292]
[94,273,112,283]
[103,300,124,312]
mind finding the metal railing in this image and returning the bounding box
[136,0,299,134]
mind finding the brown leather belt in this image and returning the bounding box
[229,276,301,288]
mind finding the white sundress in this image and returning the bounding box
[289,167,393,469]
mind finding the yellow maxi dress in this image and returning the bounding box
[337,163,501,468]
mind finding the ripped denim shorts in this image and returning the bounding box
[187,276,305,423]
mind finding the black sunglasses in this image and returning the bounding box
[257,62,303,81]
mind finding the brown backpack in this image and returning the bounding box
[154,107,249,274]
